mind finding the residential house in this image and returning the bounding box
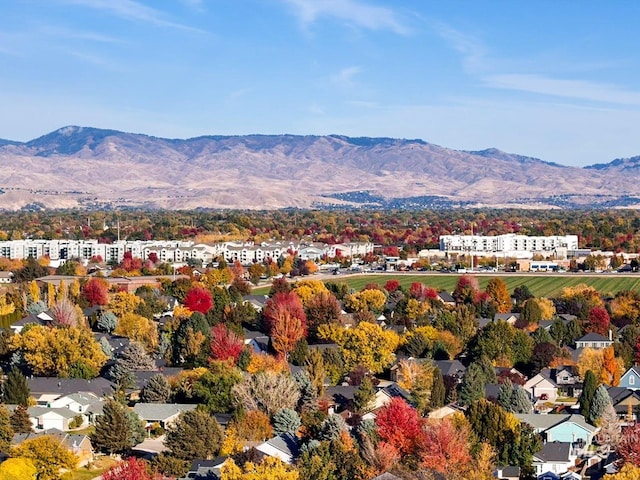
[244,329,270,354]
[515,413,597,447]
[133,403,198,429]
[532,442,577,478]
[178,458,227,480]
[618,366,640,391]
[437,291,455,306]
[575,332,613,349]
[371,382,412,411]
[607,386,640,421]
[524,371,559,403]
[10,311,54,333]
[28,377,115,405]
[0,271,13,283]
[433,360,467,382]
[12,430,94,467]
[28,406,79,431]
[255,433,299,464]
[494,313,520,325]
[494,466,521,480]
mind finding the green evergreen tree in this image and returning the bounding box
[165,409,222,460]
[589,385,611,425]
[0,405,14,453]
[10,404,32,434]
[91,399,134,454]
[140,373,171,403]
[3,367,30,406]
[318,414,347,441]
[272,408,301,435]
[579,370,598,422]
[293,370,318,413]
[460,362,486,406]
[511,385,533,414]
[353,376,375,414]
[430,368,446,409]
[497,379,514,411]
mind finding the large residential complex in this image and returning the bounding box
[0,239,374,265]
[439,234,579,259]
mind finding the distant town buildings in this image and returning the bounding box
[0,239,374,265]
[439,233,579,259]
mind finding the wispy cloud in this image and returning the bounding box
[282,0,410,35]
[484,73,640,106]
[331,66,362,87]
[59,0,204,32]
[432,23,487,73]
[38,25,125,44]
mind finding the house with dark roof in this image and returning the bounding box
[437,291,455,306]
[494,466,521,480]
[575,332,613,349]
[28,377,115,405]
[10,311,54,333]
[494,312,520,325]
[178,458,227,479]
[618,366,640,391]
[532,442,577,478]
[607,386,640,421]
[433,360,466,380]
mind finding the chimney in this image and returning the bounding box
[609,329,612,341]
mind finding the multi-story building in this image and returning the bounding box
[439,234,579,259]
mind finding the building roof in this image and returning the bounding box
[28,406,79,419]
[577,332,611,343]
[133,403,197,422]
[260,433,299,458]
[533,441,572,463]
[434,360,466,377]
[28,377,115,398]
[516,413,597,433]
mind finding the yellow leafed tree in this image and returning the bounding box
[114,313,158,350]
[221,457,299,480]
[292,279,328,306]
[11,435,78,480]
[28,281,40,303]
[0,457,37,480]
[344,289,387,314]
[532,297,556,320]
[333,321,399,373]
[0,294,15,316]
[108,291,143,318]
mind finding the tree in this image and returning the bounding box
[0,405,14,454]
[305,291,341,340]
[579,370,598,423]
[293,370,317,413]
[10,405,32,434]
[601,346,623,386]
[517,299,542,329]
[210,324,244,364]
[586,307,611,336]
[589,385,612,424]
[248,263,266,285]
[91,399,137,454]
[117,341,155,370]
[430,368,446,409]
[97,310,118,333]
[263,292,307,336]
[597,403,622,454]
[619,423,640,466]
[102,457,158,480]
[453,275,480,304]
[11,435,78,480]
[82,278,110,306]
[0,457,37,480]
[50,298,83,327]
[375,397,425,458]
[272,408,301,435]
[605,464,640,480]
[165,410,223,460]
[343,289,387,314]
[232,372,300,417]
[318,414,348,441]
[271,311,305,358]
[421,418,472,475]
[184,286,214,314]
[234,410,273,442]
[109,291,143,318]
[460,362,487,406]
[485,278,511,313]
[3,367,30,405]
[114,313,158,350]
[221,456,299,480]
[353,376,375,414]
[140,373,171,403]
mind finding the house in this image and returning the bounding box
[12,429,94,467]
[524,371,558,403]
[243,295,269,311]
[133,403,198,429]
[618,366,640,391]
[28,406,80,431]
[532,442,577,477]
[0,271,14,283]
[243,329,270,354]
[575,332,613,349]
[437,291,455,306]
[372,382,412,411]
[433,360,466,382]
[494,466,521,480]
[255,433,299,464]
[48,392,104,425]
[28,377,115,405]
[494,312,520,325]
[607,386,640,421]
[10,310,54,333]
[178,457,227,480]
[515,413,597,447]
[322,385,358,415]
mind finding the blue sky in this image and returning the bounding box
[1,1,639,166]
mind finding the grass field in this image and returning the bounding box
[254,273,640,298]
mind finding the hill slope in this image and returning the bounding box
[0,126,638,210]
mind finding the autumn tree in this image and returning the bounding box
[102,457,159,480]
[375,397,425,459]
[114,313,158,351]
[0,457,37,480]
[184,286,214,314]
[232,372,300,417]
[248,263,265,285]
[50,298,83,327]
[421,418,472,475]
[221,456,299,480]
[605,464,640,479]
[271,311,305,358]
[343,289,387,314]
[165,409,223,460]
[263,291,307,335]
[485,278,511,313]
[210,324,244,364]
[586,306,611,336]
[453,274,480,304]
[82,278,110,306]
[305,291,341,340]
[234,410,273,442]
[0,405,14,454]
[108,291,143,318]
[11,435,78,480]
[619,422,640,466]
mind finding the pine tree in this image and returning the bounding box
[10,405,33,434]
[579,370,597,423]
[589,385,611,425]
[293,370,318,413]
[430,368,446,409]
[272,408,301,435]
[497,379,514,411]
[165,409,223,460]
[353,376,376,414]
[511,385,533,414]
[3,367,30,406]
[318,414,347,441]
[91,399,133,454]
[460,362,486,406]
[0,405,14,453]
[140,374,171,403]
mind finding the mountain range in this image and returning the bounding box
[0,126,638,210]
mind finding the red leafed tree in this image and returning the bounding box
[184,286,213,314]
[409,282,438,301]
[375,397,425,457]
[271,311,305,358]
[384,280,401,293]
[82,278,109,306]
[147,252,159,264]
[618,423,640,466]
[453,275,480,304]
[585,307,611,336]
[263,292,307,335]
[421,418,472,474]
[102,457,160,480]
[210,324,244,364]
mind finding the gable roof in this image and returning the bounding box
[28,377,115,398]
[261,433,299,458]
[533,441,572,463]
[133,403,197,422]
[577,332,611,343]
[434,360,466,377]
[621,366,640,380]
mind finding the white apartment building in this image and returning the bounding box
[439,234,579,259]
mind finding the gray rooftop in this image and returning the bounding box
[133,403,197,421]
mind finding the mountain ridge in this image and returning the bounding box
[0,126,638,210]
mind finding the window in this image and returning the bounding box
[630,375,635,386]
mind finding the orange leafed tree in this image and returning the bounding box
[271,311,305,358]
[421,418,472,475]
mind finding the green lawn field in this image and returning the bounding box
[254,273,640,298]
